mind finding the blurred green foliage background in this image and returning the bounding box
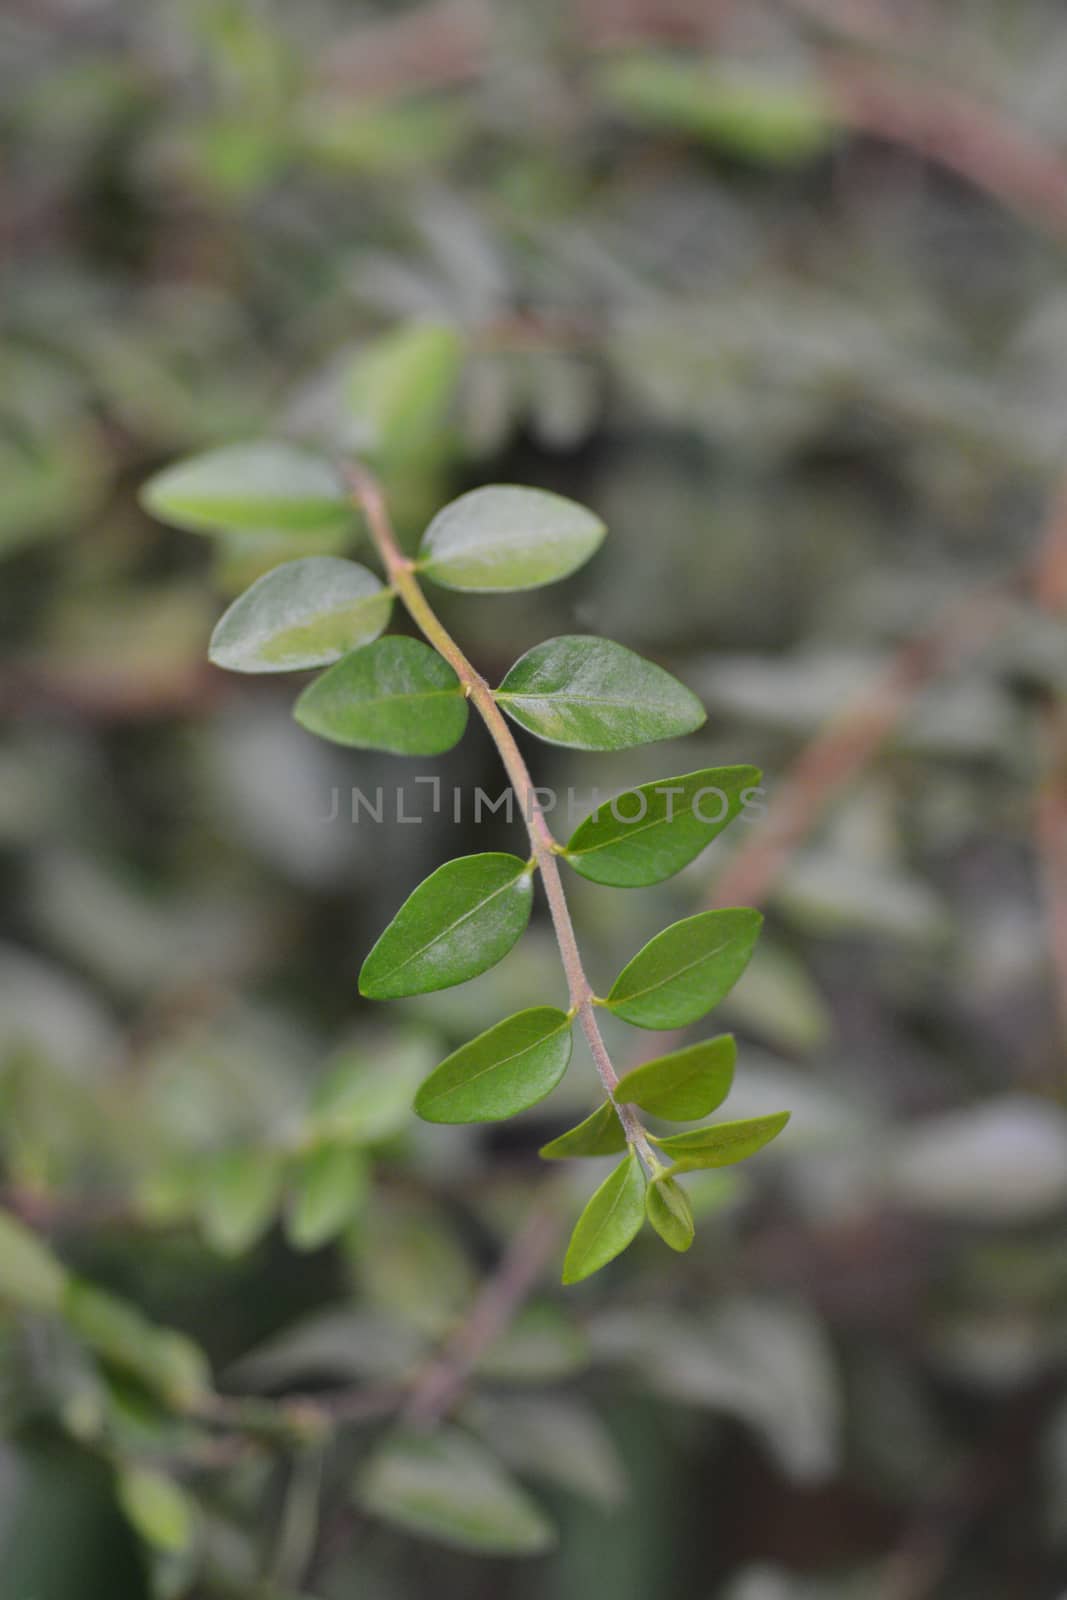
[2,1,1067,1596]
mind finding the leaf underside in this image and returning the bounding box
[645,1176,695,1251]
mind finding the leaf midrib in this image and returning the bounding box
[611,935,736,1007]
[331,686,460,714]
[498,690,688,714]
[570,797,709,858]
[421,1018,567,1110]
[374,870,526,984]
[577,1158,638,1265]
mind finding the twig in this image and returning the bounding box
[402,1188,565,1427]
[346,462,656,1165]
[823,57,1067,241]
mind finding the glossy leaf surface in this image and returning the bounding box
[605,909,762,1029]
[496,636,705,751]
[565,765,760,886]
[360,853,534,998]
[209,557,392,672]
[613,1035,736,1120]
[419,485,605,592]
[142,442,350,536]
[295,636,468,755]
[645,1176,696,1251]
[414,1007,572,1123]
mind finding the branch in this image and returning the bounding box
[402,1187,565,1427]
[345,463,656,1165]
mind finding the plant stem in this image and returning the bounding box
[345,463,654,1164]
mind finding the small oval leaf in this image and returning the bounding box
[360,853,534,999]
[347,321,465,462]
[309,1039,430,1145]
[142,442,350,536]
[496,635,705,751]
[209,557,392,673]
[539,1102,628,1160]
[197,1149,283,1256]
[118,1466,196,1554]
[562,1151,646,1285]
[645,1176,695,1252]
[286,1145,367,1251]
[414,1007,572,1124]
[605,908,762,1030]
[656,1110,791,1173]
[358,1426,556,1554]
[565,765,761,886]
[614,1036,735,1121]
[0,1210,68,1312]
[419,485,605,593]
[294,636,468,756]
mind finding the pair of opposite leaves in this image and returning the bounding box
[147,462,706,754]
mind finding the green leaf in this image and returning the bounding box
[613,1035,735,1121]
[561,1151,646,1285]
[286,1146,366,1251]
[476,1303,590,1382]
[0,1209,68,1311]
[141,442,350,536]
[467,1395,625,1508]
[197,1149,283,1256]
[539,1101,628,1160]
[294,636,468,756]
[414,1007,572,1124]
[358,1427,555,1554]
[346,321,465,462]
[419,485,605,593]
[604,908,762,1029]
[63,1283,210,1404]
[598,57,834,165]
[208,557,392,673]
[645,1176,695,1252]
[309,1038,431,1144]
[360,853,535,999]
[117,1466,196,1555]
[655,1111,791,1173]
[496,635,705,750]
[564,765,760,886]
